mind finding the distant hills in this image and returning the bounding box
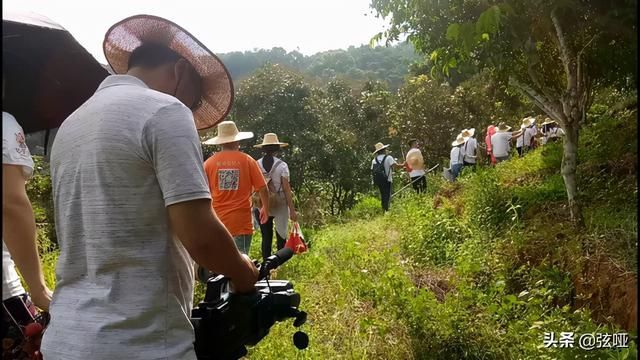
[100,43,421,91]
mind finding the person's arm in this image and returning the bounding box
[167,199,257,293]
[258,186,270,224]
[2,165,52,309]
[281,177,297,221]
[511,130,524,139]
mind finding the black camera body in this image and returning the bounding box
[191,249,308,360]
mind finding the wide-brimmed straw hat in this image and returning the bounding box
[103,15,233,131]
[461,128,475,138]
[451,134,466,147]
[541,117,557,126]
[254,133,288,148]
[522,116,535,128]
[203,121,253,145]
[496,122,512,132]
[373,142,390,154]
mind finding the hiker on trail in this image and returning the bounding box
[461,128,477,169]
[42,16,258,360]
[516,122,526,157]
[405,139,426,193]
[522,117,538,153]
[203,121,270,255]
[371,142,405,212]
[2,111,52,358]
[449,134,466,180]
[541,118,565,144]
[490,122,524,163]
[485,125,497,166]
[254,133,298,261]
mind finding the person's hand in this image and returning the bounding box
[30,286,53,311]
[231,254,259,294]
[260,206,269,224]
[289,209,298,222]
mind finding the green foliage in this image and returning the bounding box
[218,43,420,91]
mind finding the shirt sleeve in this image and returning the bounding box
[141,103,211,207]
[280,162,291,179]
[2,112,34,179]
[249,157,267,191]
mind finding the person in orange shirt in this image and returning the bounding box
[203,121,270,255]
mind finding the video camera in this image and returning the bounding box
[191,248,309,360]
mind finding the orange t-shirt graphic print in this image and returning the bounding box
[204,151,266,236]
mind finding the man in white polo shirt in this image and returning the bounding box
[491,122,524,163]
[41,16,258,360]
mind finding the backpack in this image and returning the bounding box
[253,159,286,209]
[372,155,389,185]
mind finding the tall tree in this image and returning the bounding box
[371,0,636,224]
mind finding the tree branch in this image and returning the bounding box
[551,7,577,92]
[509,76,564,124]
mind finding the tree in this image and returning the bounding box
[371,0,637,224]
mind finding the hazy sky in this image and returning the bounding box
[4,0,390,64]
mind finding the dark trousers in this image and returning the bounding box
[463,161,476,171]
[260,216,286,261]
[516,146,523,157]
[376,180,392,212]
[411,175,426,193]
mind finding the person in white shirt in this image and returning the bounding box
[450,134,466,180]
[491,122,524,163]
[2,110,53,358]
[523,117,538,153]
[541,118,565,144]
[371,142,404,212]
[460,128,477,169]
[516,122,526,157]
[405,139,426,193]
[41,16,258,360]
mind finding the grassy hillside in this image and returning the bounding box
[27,111,636,359]
[237,111,637,359]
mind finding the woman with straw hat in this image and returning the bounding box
[460,128,477,170]
[371,142,404,212]
[490,122,524,163]
[541,117,565,144]
[254,133,298,261]
[203,121,271,256]
[449,134,466,180]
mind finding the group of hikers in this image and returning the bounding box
[2,14,300,360]
[370,115,566,212]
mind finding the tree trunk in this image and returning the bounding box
[560,120,584,226]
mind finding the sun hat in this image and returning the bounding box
[254,133,288,148]
[451,134,466,147]
[496,122,512,132]
[522,117,535,128]
[461,128,475,138]
[541,117,557,126]
[103,14,233,131]
[373,142,390,154]
[202,121,253,145]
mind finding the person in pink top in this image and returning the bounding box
[485,125,497,166]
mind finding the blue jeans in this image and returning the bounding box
[234,234,253,254]
[451,163,463,180]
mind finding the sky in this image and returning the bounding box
[3,0,390,64]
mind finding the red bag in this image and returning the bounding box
[285,222,307,254]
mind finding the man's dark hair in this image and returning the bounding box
[127,43,182,70]
[408,139,418,147]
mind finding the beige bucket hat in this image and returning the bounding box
[203,121,254,145]
[373,142,390,154]
[451,134,466,147]
[254,133,288,148]
[103,15,233,131]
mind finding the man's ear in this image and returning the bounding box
[173,58,191,81]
